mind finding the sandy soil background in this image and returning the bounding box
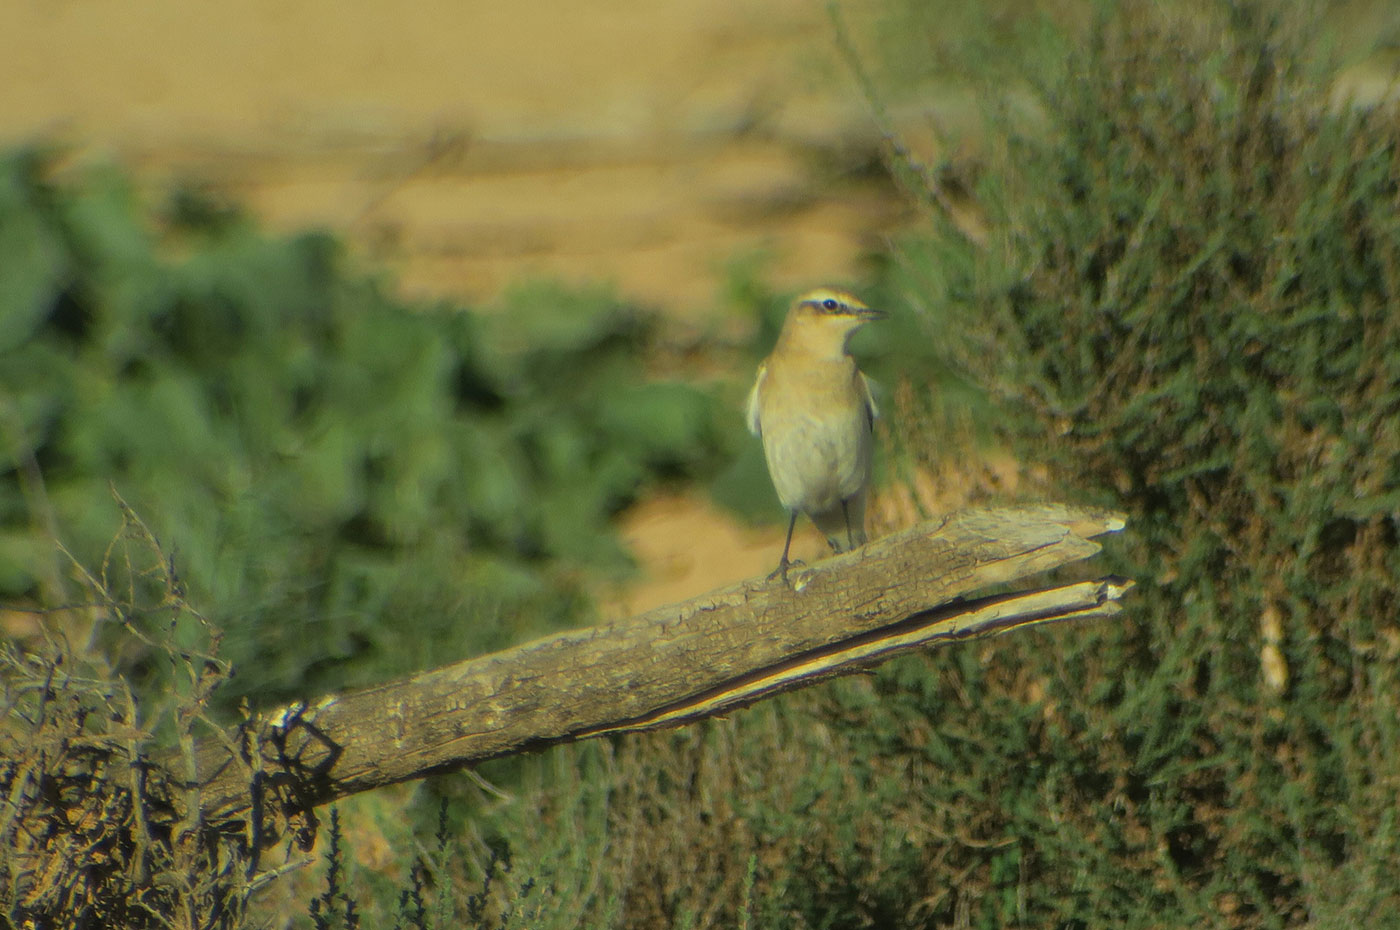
[0,0,913,312]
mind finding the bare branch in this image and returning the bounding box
[190,504,1130,844]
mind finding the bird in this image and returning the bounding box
[746,287,886,582]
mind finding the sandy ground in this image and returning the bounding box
[0,0,912,314]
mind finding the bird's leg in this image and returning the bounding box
[768,511,799,582]
[842,499,854,551]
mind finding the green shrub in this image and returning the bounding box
[876,1,1400,925]
[419,4,1399,929]
[15,3,1400,926]
[0,151,732,710]
[289,6,1400,926]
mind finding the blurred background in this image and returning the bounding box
[1,0,934,617]
[2,0,907,309]
[5,0,1400,927]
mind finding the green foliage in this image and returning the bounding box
[0,150,731,709]
[872,1,1400,925]
[282,757,615,930]
[19,3,1400,928]
[303,804,551,930]
[863,0,1075,93]
[309,811,361,930]
[379,4,1400,929]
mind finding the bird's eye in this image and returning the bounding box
[822,298,839,311]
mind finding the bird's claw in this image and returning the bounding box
[767,558,805,585]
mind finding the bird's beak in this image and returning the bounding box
[857,306,888,321]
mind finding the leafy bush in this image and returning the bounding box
[875,1,1400,925]
[15,3,1400,927]
[429,4,1400,929]
[0,150,731,709]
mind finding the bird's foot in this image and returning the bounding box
[767,558,805,585]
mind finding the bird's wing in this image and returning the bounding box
[746,362,767,436]
[859,372,880,428]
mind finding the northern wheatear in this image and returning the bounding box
[747,288,886,581]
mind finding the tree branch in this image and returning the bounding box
[190,504,1130,844]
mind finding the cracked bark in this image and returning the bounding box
[189,503,1131,846]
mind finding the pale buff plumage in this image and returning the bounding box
[747,288,885,580]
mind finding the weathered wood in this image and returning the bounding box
[192,504,1129,836]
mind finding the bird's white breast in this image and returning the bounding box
[754,359,872,513]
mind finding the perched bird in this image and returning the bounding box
[747,288,886,581]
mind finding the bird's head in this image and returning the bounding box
[777,288,887,358]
